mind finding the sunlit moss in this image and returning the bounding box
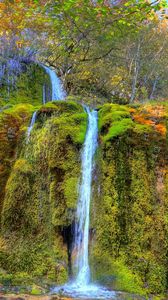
[0,100,86,285]
[91,102,168,296]
[90,249,146,296]
[0,63,49,107]
[0,99,167,296]
[0,104,33,223]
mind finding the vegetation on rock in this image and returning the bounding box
[90,102,168,295]
[0,100,87,286]
[0,96,167,298]
[0,104,33,221]
[0,0,168,298]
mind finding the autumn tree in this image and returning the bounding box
[0,0,168,102]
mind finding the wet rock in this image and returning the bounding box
[7,127,17,140]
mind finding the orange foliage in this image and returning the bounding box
[155,124,166,136]
[133,114,155,126]
[144,105,166,118]
[129,108,136,114]
[0,0,48,37]
[133,105,167,136]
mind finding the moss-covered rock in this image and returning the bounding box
[0,100,87,285]
[0,63,50,108]
[0,104,34,221]
[90,102,168,295]
[0,99,168,298]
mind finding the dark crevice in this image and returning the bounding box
[60,222,75,278]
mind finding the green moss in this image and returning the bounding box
[64,177,79,209]
[98,102,166,143]
[98,104,134,142]
[11,272,33,286]
[98,103,130,128]
[0,99,167,296]
[92,103,168,296]
[91,252,145,296]
[4,103,35,115]
[34,101,87,145]
[31,285,42,295]
[0,104,34,222]
[0,100,86,284]
[133,123,152,134]
[0,63,49,107]
[43,100,83,113]
[0,273,13,285]
[104,118,134,141]
[152,295,167,300]
[1,159,34,232]
[0,233,68,285]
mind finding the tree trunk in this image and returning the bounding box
[149,77,159,99]
[130,39,141,103]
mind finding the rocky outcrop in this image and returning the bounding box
[90,102,168,295]
[0,100,87,287]
[0,99,167,297]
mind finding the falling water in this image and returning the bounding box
[74,106,98,286]
[27,111,37,142]
[27,65,66,141]
[42,65,66,101]
[42,84,46,104]
[52,107,116,299]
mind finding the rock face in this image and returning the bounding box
[0,104,33,222]
[0,101,87,287]
[90,103,168,295]
[0,64,50,108]
[0,99,167,297]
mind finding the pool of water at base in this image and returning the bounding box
[51,283,145,300]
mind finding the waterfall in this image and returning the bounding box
[42,65,66,101]
[27,111,37,142]
[74,106,98,286]
[52,107,116,299]
[42,84,46,104]
[27,65,66,141]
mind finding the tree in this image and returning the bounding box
[0,0,167,102]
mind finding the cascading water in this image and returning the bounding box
[74,106,98,286]
[27,65,66,140]
[43,65,66,101]
[52,107,116,299]
[42,84,46,104]
[27,111,37,142]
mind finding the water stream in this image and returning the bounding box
[52,107,116,299]
[42,65,66,101]
[27,111,37,142]
[27,65,65,140]
[74,106,98,286]
[28,65,116,298]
